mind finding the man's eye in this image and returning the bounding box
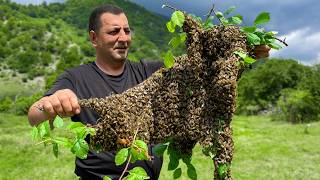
[125,29,131,34]
[108,30,119,35]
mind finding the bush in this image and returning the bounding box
[13,92,42,115]
[274,89,320,123]
[0,97,13,112]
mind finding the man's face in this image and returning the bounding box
[92,12,131,63]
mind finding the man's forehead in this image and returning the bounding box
[100,12,129,27]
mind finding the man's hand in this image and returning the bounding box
[253,45,271,59]
[28,89,80,126]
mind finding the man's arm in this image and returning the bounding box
[28,89,80,126]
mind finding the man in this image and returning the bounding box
[28,4,270,180]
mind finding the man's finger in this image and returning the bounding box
[42,100,56,118]
[58,95,73,116]
[51,95,66,116]
[70,96,80,114]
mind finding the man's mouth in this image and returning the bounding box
[115,46,127,50]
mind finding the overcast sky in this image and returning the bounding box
[12,0,320,65]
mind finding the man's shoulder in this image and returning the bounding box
[128,59,163,77]
[129,59,163,68]
[65,62,95,75]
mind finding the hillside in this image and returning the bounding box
[0,0,171,83]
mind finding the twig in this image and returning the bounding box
[133,126,139,141]
[275,37,288,46]
[35,138,51,145]
[162,4,179,12]
[118,126,140,180]
[212,8,225,26]
[204,4,215,23]
[119,155,132,180]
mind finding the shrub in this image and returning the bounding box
[274,89,320,123]
[13,92,42,115]
[0,97,13,112]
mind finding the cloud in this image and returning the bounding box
[130,0,320,65]
[11,0,64,5]
[270,28,320,65]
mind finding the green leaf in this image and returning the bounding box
[115,148,129,166]
[128,167,150,180]
[179,33,187,43]
[103,176,112,180]
[52,142,59,158]
[164,50,175,68]
[254,12,270,26]
[169,33,186,48]
[53,116,64,128]
[171,11,185,27]
[31,126,39,141]
[182,155,192,165]
[67,122,85,130]
[129,146,149,163]
[53,137,73,148]
[73,127,87,139]
[203,16,214,30]
[218,164,229,179]
[86,127,96,136]
[216,11,224,18]
[38,121,50,139]
[242,26,257,33]
[187,163,197,180]
[71,139,89,159]
[228,16,242,25]
[168,155,179,171]
[67,122,91,139]
[266,31,278,36]
[131,140,149,161]
[234,51,247,59]
[152,143,168,156]
[224,6,236,15]
[122,175,138,180]
[169,36,181,48]
[173,168,182,179]
[133,140,148,152]
[166,21,175,33]
[246,32,261,45]
[268,42,282,50]
[220,17,229,26]
[234,51,256,64]
[244,56,256,64]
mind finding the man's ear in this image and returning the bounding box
[89,30,98,47]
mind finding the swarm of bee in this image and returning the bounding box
[79,14,249,179]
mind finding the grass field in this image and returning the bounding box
[0,113,319,180]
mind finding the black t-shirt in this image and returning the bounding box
[46,59,163,180]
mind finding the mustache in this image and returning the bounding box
[115,45,128,49]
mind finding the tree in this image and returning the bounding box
[237,59,310,114]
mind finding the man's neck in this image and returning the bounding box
[95,58,126,76]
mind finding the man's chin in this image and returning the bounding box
[114,54,128,62]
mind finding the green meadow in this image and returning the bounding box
[1,113,319,180]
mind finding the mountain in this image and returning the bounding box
[0,0,171,86]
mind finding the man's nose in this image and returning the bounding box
[118,30,130,42]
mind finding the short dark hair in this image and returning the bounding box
[88,4,124,33]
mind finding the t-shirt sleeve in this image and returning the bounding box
[140,59,164,77]
[45,71,76,96]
